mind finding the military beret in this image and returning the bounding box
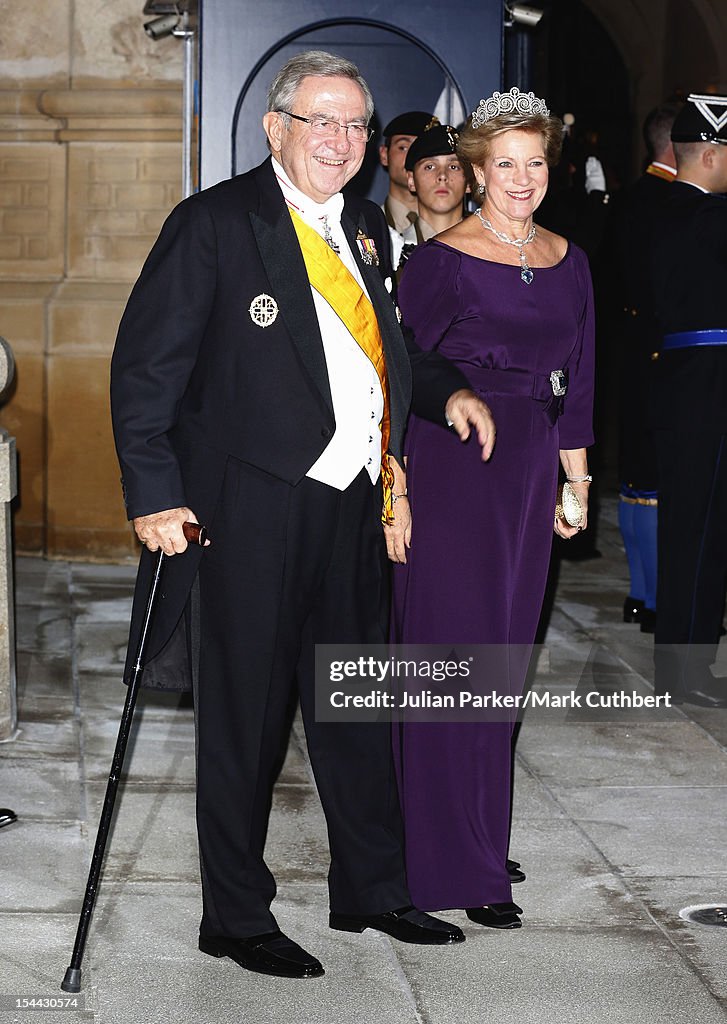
[404,124,460,171]
[671,93,727,145]
[382,111,439,141]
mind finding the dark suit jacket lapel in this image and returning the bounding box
[248,159,333,414]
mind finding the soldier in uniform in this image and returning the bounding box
[392,123,470,275]
[650,93,727,707]
[379,110,438,253]
[610,100,681,634]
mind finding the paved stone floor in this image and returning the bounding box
[2,499,727,1023]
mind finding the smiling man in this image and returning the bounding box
[111,51,495,981]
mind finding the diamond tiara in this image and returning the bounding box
[471,87,550,129]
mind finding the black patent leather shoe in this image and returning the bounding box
[466,902,522,929]
[0,808,17,829]
[199,931,324,978]
[682,682,727,708]
[507,858,526,883]
[329,905,465,945]
[623,597,645,624]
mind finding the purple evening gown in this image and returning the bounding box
[391,238,595,911]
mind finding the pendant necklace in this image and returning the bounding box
[475,209,536,285]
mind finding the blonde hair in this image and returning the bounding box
[457,112,564,169]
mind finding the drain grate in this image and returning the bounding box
[679,904,727,927]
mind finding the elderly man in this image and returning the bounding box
[111,51,494,979]
[650,93,727,708]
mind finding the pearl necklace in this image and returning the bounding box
[475,209,536,285]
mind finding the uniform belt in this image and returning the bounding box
[619,494,658,506]
[619,484,658,506]
[662,329,727,350]
[464,366,567,425]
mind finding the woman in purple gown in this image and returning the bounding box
[391,89,595,929]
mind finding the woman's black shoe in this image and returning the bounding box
[466,903,522,929]
[623,597,645,623]
[506,858,526,883]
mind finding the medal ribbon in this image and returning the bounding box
[288,208,395,524]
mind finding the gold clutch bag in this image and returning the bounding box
[555,482,585,528]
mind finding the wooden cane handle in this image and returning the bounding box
[182,522,208,546]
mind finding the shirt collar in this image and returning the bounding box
[385,194,416,233]
[272,157,345,224]
[677,178,710,194]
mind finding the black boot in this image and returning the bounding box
[623,597,645,624]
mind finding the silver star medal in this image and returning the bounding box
[249,293,278,328]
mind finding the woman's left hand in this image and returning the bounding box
[384,497,412,564]
[554,480,589,539]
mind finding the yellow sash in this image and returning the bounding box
[288,207,395,524]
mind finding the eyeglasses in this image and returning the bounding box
[276,111,373,143]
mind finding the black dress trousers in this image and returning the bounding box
[654,427,727,691]
[195,459,409,937]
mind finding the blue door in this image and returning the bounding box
[199,1,503,200]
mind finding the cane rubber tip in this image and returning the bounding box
[61,967,81,993]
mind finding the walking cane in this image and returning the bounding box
[61,521,207,994]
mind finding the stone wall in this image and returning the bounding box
[1,0,724,560]
[0,0,182,559]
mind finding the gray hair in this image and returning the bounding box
[266,50,374,124]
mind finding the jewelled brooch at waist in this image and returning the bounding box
[550,369,568,397]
